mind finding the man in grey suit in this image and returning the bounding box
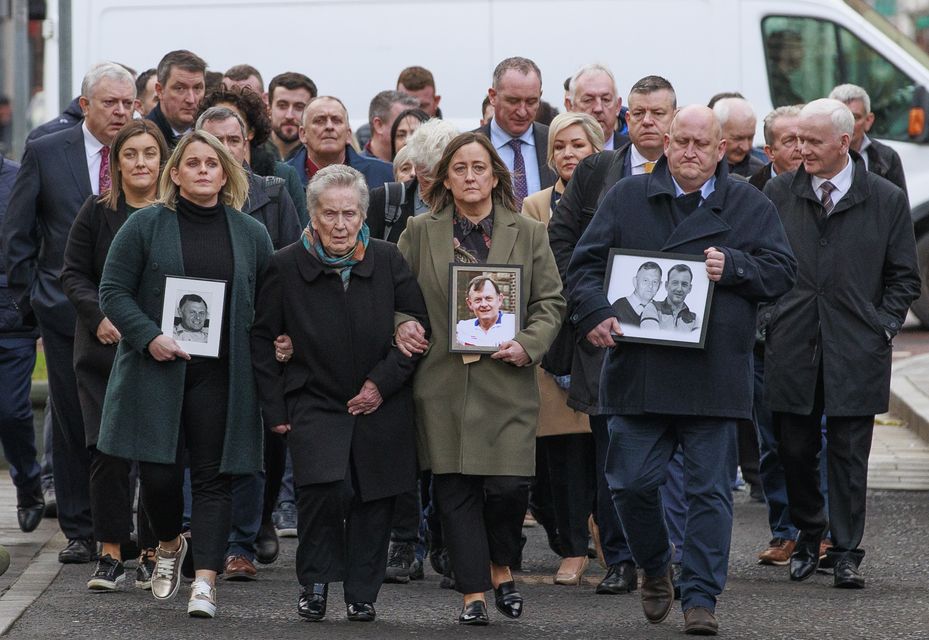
[2,62,136,564]
[477,57,555,210]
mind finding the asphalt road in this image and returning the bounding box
[7,489,928,639]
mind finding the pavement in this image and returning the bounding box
[0,328,926,638]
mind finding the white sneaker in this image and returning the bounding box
[188,578,216,618]
[151,536,188,601]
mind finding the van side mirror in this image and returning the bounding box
[908,85,929,142]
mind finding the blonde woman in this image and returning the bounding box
[97,130,273,619]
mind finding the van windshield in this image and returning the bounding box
[762,15,915,141]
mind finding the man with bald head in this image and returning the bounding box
[763,99,919,590]
[713,97,765,178]
[568,105,796,635]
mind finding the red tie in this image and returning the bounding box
[99,146,111,194]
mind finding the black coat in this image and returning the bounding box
[762,156,920,416]
[548,144,631,413]
[0,156,36,339]
[366,178,417,243]
[243,171,302,250]
[250,239,429,501]
[864,138,907,199]
[146,103,181,150]
[60,195,128,445]
[567,158,797,419]
[748,163,774,191]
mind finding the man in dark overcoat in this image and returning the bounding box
[762,98,920,589]
[568,105,796,635]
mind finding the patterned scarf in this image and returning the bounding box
[302,223,370,290]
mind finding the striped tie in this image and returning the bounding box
[819,180,836,216]
[508,138,528,210]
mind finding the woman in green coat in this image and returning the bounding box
[97,130,273,620]
[396,132,565,625]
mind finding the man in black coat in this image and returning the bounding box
[146,50,207,149]
[568,105,796,634]
[763,99,920,589]
[1,62,136,563]
[829,83,907,198]
[550,75,683,597]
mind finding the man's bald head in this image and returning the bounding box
[670,105,722,141]
[664,105,726,193]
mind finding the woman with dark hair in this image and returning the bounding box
[396,132,564,625]
[61,119,168,592]
[97,130,273,619]
[389,108,429,160]
[199,86,307,224]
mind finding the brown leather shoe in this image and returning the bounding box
[223,555,257,581]
[640,563,674,623]
[757,538,796,566]
[684,606,718,635]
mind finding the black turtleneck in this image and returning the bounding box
[176,196,233,358]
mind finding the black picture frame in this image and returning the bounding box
[160,275,227,358]
[604,248,714,349]
[448,264,523,354]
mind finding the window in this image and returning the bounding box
[763,16,916,141]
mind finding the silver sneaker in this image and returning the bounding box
[188,578,216,618]
[151,536,188,601]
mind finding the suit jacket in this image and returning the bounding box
[749,163,774,191]
[763,156,919,416]
[476,122,556,192]
[864,138,907,199]
[2,124,92,335]
[397,203,565,476]
[250,240,429,499]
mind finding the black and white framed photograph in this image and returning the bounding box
[448,264,522,354]
[604,249,714,349]
[160,276,227,358]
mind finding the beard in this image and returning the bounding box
[273,124,300,144]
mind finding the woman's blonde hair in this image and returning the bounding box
[158,130,249,211]
[546,112,604,171]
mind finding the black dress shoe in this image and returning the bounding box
[298,583,328,621]
[596,561,637,594]
[493,580,523,619]
[16,483,44,533]
[789,540,819,582]
[833,558,865,589]
[346,602,376,622]
[255,522,280,565]
[58,538,95,564]
[458,599,489,626]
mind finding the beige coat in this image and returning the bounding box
[521,180,590,438]
[398,203,565,476]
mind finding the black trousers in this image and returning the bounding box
[528,445,558,546]
[34,315,93,540]
[540,434,595,557]
[261,431,287,525]
[89,447,154,549]
[775,370,873,564]
[390,470,432,544]
[139,359,231,572]
[295,474,395,603]
[736,418,761,487]
[432,473,530,594]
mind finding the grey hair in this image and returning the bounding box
[762,105,803,145]
[828,83,870,114]
[800,98,854,137]
[306,164,369,221]
[195,106,247,140]
[568,63,617,103]
[81,62,136,99]
[404,118,460,174]
[368,90,420,128]
[492,57,542,89]
[713,97,756,126]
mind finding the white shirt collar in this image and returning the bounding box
[770,163,778,178]
[859,135,872,169]
[629,144,657,173]
[671,175,716,201]
[489,118,534,149]
[82,121,105,158]
[810,154,854,209]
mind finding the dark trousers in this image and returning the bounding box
[606,415,735,612]
[540,433,595,557]
[89,446,154,548]
[590,415,633,565]
[295,476,395,603]
[432,473,530,594]
[139,359,231,573]
[34,315,92,540]
[737,418,761,487]
[0,337,42,495]
[775,372,873,565]
[261,430,287,525]
[390,484,422,544]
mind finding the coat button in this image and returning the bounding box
[153,287,161,295]
[764,312,771,320]
[570,314,579,322]
[151,262,159,271]
[818,288,825,295]
[819,239,828,247]
[737,267,744,276]
[890,321,898,329]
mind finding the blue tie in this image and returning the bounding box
[508,138,528,210]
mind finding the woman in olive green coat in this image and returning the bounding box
[98,131,273,619]
[396,132,564,625]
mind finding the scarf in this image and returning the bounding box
[302,223,370,290]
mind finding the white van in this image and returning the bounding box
[48,0,929,314]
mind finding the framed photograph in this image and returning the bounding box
[160,276,227,358]
[448,264,522,354]
[604,249,714,349]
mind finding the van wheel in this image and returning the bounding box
[911,234,929,327]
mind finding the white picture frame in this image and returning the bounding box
[160,276,227,358]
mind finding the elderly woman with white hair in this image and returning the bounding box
[250,164,429,623]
